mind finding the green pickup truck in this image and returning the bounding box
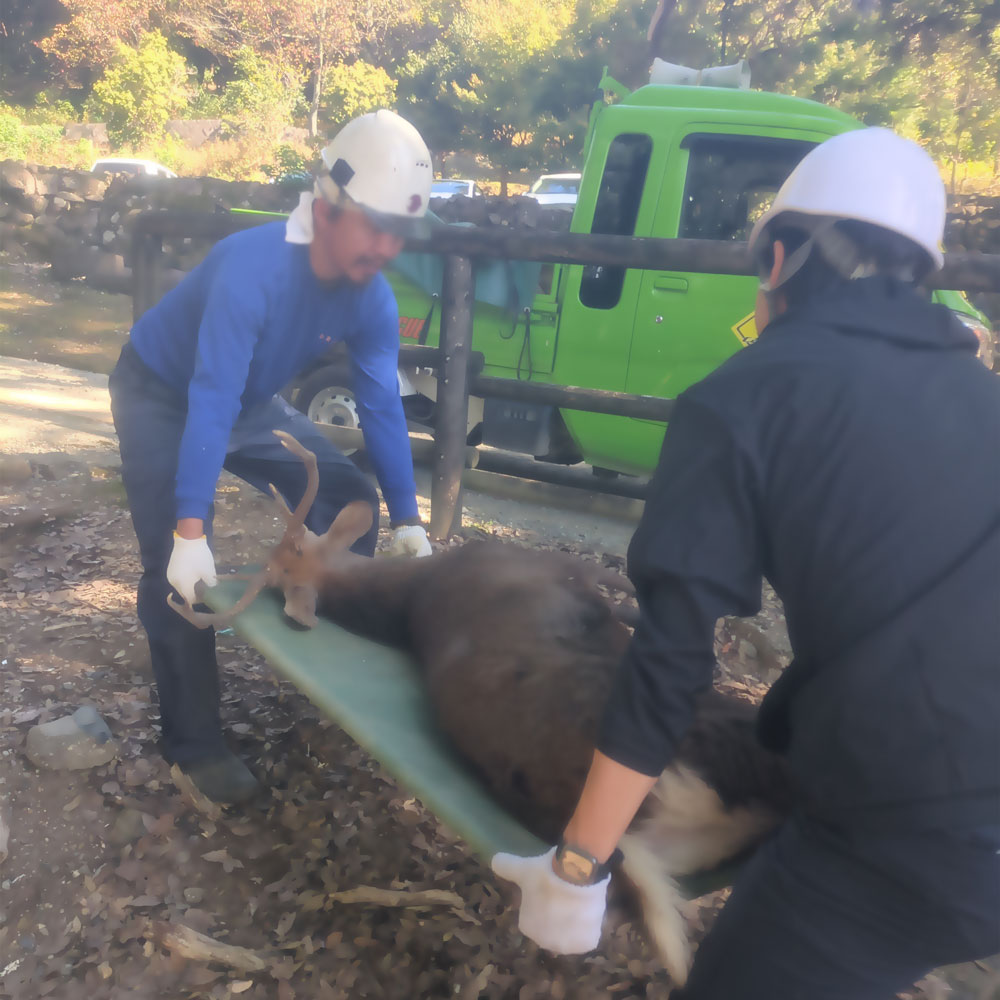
[287,72,994,478]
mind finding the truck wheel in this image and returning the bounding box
[291,364,360,454]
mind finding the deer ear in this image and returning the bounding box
[322,501,374,552]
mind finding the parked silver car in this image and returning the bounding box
[431,179,484,199]
[91,157,177,179]
[525,172,581,207]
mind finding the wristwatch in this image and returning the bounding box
[553,840,622,886]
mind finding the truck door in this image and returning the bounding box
[552,129,664,472]
[627,130,822,407]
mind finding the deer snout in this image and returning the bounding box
[282,584,320,629]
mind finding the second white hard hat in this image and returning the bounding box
[748,127,945,271]
[316,109,434,238]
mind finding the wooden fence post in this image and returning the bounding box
[430,255,474,539]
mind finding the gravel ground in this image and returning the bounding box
[0,356,995,999]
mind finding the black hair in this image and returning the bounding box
[754,218,935,308]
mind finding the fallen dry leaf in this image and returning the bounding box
[169,764,223,821]
[202,849,244,873]
[275,912,296,939]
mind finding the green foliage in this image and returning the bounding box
[885,31,1000,189]
[640,0,1000,190]
[260,143,310,181]
[218,47,304,142]
[397,1,643,184]
[187,84,226,120]
[321,60,397,131]
[26,92,79,125]
[86,31,189,145]
[0,110,28,160]
[0,102,64,160]
[68,137,98,169]
[6,0,1000,189]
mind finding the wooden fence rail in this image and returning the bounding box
[131,210,1000,535]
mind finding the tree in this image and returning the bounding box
[38,0,166,89]
[321,61,397,131]
[86,30,189,145]
[397,0,604,189]
[0,0,67,100]
[277,0,359,136]
[216,47,304,143]
[887,30,1000,191]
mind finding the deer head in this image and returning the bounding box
[167,430,374,630]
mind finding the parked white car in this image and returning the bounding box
[431,178,484,199]
[525,172,581,207]
[91,158,177,179]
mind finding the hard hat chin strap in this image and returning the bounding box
[758,232,818,293]
[761,219,919,292]
[314,175,347,208]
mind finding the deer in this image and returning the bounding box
[169,430,795,986]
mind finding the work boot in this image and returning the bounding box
[181,750,260,804]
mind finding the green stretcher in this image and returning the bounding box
[206,578,741,896]
[207,578,545,860]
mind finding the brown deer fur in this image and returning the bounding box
[170,431,794,985]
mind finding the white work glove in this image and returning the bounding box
[491,847,609,954]
[390,523,432,558]
[166,533,217,604]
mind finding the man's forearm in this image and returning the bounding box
[561,750,659,863]
[176,517,206,539]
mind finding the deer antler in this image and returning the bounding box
[166,429,327,629]
[167,569,271,630]
[272,430,319,531]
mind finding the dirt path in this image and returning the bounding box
[0,354,996,997]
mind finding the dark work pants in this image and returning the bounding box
[109,343,379,765]
[674,812,1000,1000]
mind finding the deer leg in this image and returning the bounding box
[618,829,693,987]
[619,764,784,985]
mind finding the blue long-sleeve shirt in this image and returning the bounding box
[129,221,418,523]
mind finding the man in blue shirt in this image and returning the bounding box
[109,110,435,803]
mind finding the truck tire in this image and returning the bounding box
[290,364,360,454]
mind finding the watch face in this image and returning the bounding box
[558,846,597,884]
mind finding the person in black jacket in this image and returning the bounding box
[490,127,1000,998]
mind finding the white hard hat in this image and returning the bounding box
[316,110,434,238]
[748,127,945,272]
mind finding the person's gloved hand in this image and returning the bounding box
[390,524,432,558]
[491,847,609,954]
[166,533,217,604]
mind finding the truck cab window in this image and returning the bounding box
[679,134,815,242]
[580,134,653,309]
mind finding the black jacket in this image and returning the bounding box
[599,277,1000,830]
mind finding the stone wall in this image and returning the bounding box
[0,158,996,322]
[0,160,309,293]
[947,196,1000,322]
[0,160,573,296]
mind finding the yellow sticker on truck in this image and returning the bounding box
[732,312,758,347]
